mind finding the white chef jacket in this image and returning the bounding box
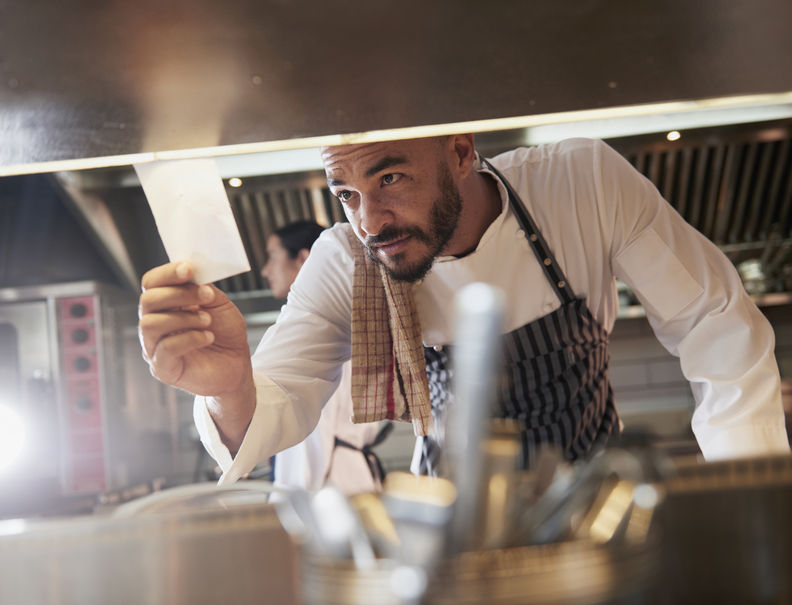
[272,360,382,495]
[195,138,790,485]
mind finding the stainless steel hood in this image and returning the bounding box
[2,0,792,175]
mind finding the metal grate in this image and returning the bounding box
[215,172,346,295]
[615,122,792,248]
[216,119,792,295]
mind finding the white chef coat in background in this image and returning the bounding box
[195,138,791,485]
[272,360,382,495]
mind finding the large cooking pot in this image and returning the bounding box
[0,481,298,605]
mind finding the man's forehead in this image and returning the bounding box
[322,141,406,169]
[320,138,441,173]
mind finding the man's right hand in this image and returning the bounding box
[138,262,256,449]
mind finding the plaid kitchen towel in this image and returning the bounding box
[346,227,434,436]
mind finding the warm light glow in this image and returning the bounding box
[0,404,25,471]
[228,177,242,187]
[667,130,681,141]
[3,91,792,178]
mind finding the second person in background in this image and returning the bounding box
[261,220,391,494]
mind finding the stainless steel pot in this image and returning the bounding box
[0,482,298,605]
[300,536,660,605]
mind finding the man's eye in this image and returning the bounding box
[382,173,401,185]
[336,191,352,202]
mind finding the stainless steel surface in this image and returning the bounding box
[2,0,792,173]
[0,299,59,487]
[662,454,792,605]
[301,556,401,605]
[112,481,282,516]
[426,538,660,605]
[300,534,660,605]
[475,418,522,550]
[513,449,646,546]
[380,473,456,570]
[478,420,522,550]
[52,172,140,291]
[0,500,298,605]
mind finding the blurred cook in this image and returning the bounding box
[261,220,390,494]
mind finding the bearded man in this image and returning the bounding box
[138,134,790,484]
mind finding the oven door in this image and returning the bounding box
[0,301,61,516]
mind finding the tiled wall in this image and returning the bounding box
[611,303,792,445]
[609,317,696,441]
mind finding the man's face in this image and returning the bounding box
[322,138,462,283]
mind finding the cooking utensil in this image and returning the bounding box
[478,419,523,550]
[311,485,376,569]
[512,448,646,546]
[350,492,401,558]
[381,472,457,569]
[444,282,505,553]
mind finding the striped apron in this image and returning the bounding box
[415,160,619,475]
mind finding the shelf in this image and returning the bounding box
[617,291,792,320]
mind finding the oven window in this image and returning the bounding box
[0,323,20,406]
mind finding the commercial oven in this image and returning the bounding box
[0,281,179,517]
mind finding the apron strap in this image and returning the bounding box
[333,422,394,484]
[483,158,576,305]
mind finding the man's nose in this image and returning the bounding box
[357,194,392,237]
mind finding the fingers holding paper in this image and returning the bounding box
[138,262,252,399]
[138,309,213,360]
[135,159,256,450]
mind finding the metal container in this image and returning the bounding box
[662,454,792,605]
[0,483,299,605]
[427,538,660,605]
[300,536,660,605]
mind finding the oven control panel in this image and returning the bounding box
[58,295,107,493]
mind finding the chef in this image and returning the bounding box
[138,135,790,484]
[262,219,391,494]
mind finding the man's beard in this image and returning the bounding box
[363,162,462,283]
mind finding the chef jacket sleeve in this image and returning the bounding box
[595,139,790,460]
[194,227,355,484]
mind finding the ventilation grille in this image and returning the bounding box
[215,171,345,295]
[618,123,792,248]
[215,120,792,294]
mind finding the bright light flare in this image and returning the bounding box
[228,177,242,187]
[667,130,681,141]
[0,404,25,471]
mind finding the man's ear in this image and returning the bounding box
[295,248,311,269]
[447,134,476,179]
